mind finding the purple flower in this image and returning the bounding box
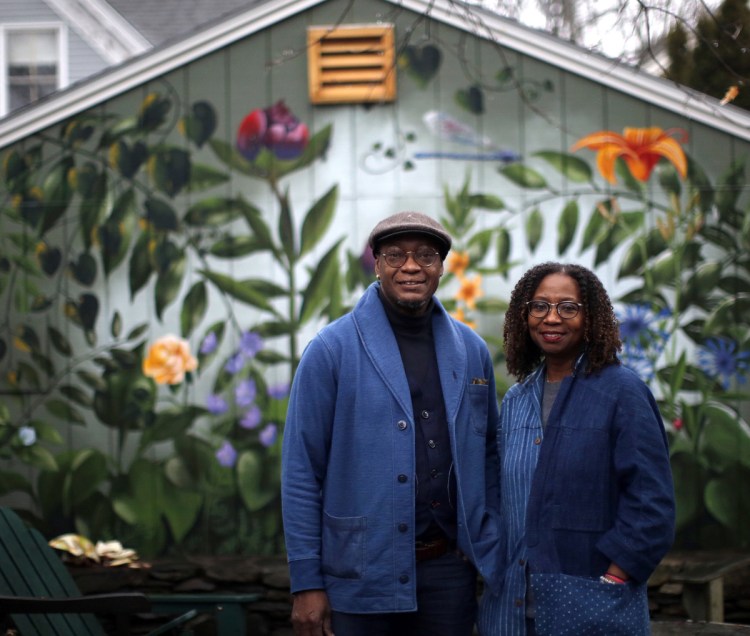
[206,394,228,415]
[259,423,278,447]
[235,379,257,407]
[224,352,244,375]
[239,331,264,360]
[360,244,376,276]
[267,382,290,399]
[698,337,750,390]
[200,331,218,355]
[215,440,237,467]
[240,405,262,429]
[236,101,310,161]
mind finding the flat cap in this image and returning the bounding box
[368,212,452,258]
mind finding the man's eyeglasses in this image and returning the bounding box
[526,300,583,319]
[378,249,441,268]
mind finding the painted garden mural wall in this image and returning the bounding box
[0,0,748,559]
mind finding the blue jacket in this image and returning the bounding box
[478,356,675,635]
[281,283,502,613]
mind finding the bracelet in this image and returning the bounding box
[600,573,626,585]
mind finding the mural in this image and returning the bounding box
[0,25,749,559]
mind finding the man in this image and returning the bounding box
[281,211,501,636]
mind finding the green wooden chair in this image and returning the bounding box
[0,506,198,636]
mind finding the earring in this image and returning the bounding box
[376,274,380,280]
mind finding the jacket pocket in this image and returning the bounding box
[530,572,649,636]
[467,383,489,435]
[321,511,366,579]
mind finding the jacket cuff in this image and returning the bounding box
[288,558,325,594]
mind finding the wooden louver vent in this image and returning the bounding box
[307,25,396,104]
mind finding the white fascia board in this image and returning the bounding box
[0,0,326,148]
[394,0,750,142]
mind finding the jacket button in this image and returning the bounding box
[398,474,408,483]
[533,437,541,445]
[421,410,430,419]
[397,420,408,431]
[428,439,436,448]
[399,574,409,584]
[430,469,438,478]
[398,523,408,532]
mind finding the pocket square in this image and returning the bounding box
[471,377,488,385]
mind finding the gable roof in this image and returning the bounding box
[2,0,750,149]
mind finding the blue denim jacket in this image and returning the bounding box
[282,283,502,613]
[478,356,675,635]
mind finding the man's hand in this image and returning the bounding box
[291,589,334,635]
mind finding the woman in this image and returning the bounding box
[478,262,675,636]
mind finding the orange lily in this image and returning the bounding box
[455,274,483,310]
[571,127,687,184]
[447,251,470,278]
[451,307,476,330]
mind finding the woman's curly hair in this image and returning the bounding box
[504,262,621,381]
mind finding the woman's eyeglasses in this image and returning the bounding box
[378,249,440,268]
[526,300,583,319]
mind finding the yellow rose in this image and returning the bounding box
[143,335,197,385]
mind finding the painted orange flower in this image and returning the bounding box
[447,251,470,278]
[451,307,476,330]
[571,127,687,184]
[143,335,197,385]
[455,274,483,310]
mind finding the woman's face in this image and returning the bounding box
[527,273,585,366]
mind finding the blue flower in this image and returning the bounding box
[621,351,656,381]
[18,426,36,446]
[698,337,750,390]
[215,440,237,467]
[235,379,257,407]
[224,352,244,375]
[267,382,290,399]
[239,331,264,360]
[206,394,229,415]
[618,304,656,343]
[200,331,218,355]
[259,423,278,447]
[240,405,262,429]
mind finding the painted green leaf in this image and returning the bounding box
[99,189,137,276]
[468,194,505,210]
[147,147,191,197]
[179,100,217,148]
[300,185,339,258]
[557,200,579,255]
[299,239,345,326]
[145,197,179,231]
[185,163,229,192]
[701,225,738,252]
[129,232,153,299]
[17,445,58,472]
[184,197,244,227]
[79,172,110,250]
[180,281,207,337]
[209,235,265,258]
[703,294,750,335]
[108,140,147,179]
[534,151,592,183]
[40,156,74,235]
[30,420,64,446]
[111,311,122,338]
[48,326,72,356]
[77,293,99,331]
[455,85,484,114]
[154,245,186,320]
[75,370,107,392]
[161,479,202,543]
[279,194,295,262]
[399,45,442,88]
[618,228,668,278]
[593,223,629,267]
[60,384,92,407]
[467,228,494,263]
[680,261,722,311]
[237,450,277,512]
[137,93,172,132]
[45,399,85,424]
[670,451,705,530]
[237,197,276,251]
[199,270,274,311]
[525,208,543,252]
[705,467,750,534]
[500,163,548,189]
[656,162,682,197]
[68,252,97,286]
[209,138,265,177]
[581,206,612,252]
[715,157,745,228]
[140,405,206,449]
[700,403,750,470]
[687,154,714,214]
[496,227,511,277]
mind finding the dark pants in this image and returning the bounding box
[331,550,477,636]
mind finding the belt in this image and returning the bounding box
[415,537,451,562]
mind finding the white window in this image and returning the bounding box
[1,25,66,117]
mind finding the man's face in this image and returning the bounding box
[374,234,444,315]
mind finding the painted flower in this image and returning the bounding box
[224,352,245,375]
[236,100,310,161]
[455,274,483,310]
[215,440,237,468]
[239,331,264,360]
[267,382,290,399]
[697,337,750,390]
[200,331,218,355]
[259,423,278,447]
[618,304,655,343]
[571,127,687,184]
[143,335,198,385]
[673,418,684,431]
[235,379,257,408]
[240,405,262,430]
[447,251,470,278]
[451,307,476,330]
[206,394,229,415]
[18,426,36,446]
